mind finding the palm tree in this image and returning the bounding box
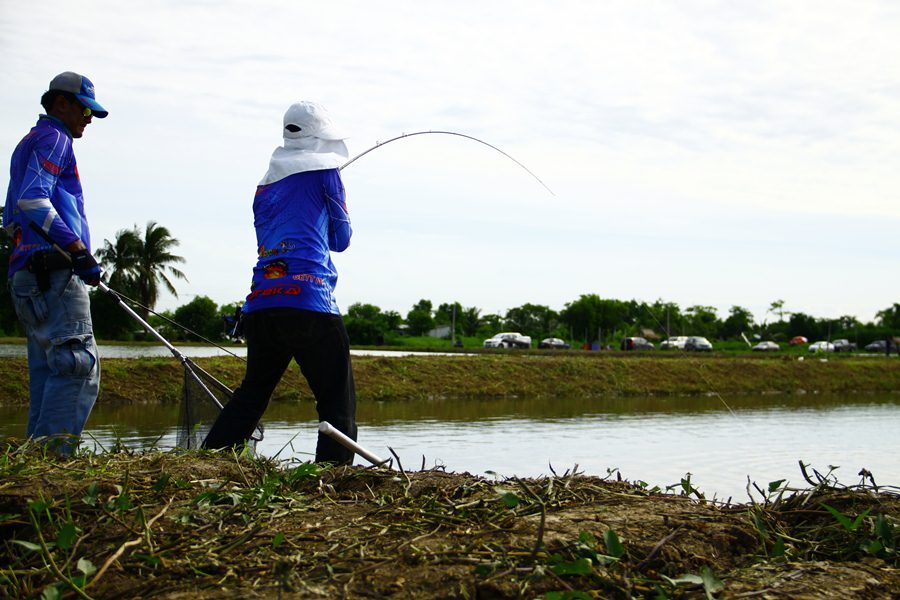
[135,221,187,317]
[97,221,187,318]
[96,226,142,294]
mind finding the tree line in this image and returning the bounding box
[0,221,896,346]
[343,296,900,348]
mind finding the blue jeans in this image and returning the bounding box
[10,268,100,452]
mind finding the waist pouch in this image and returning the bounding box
[26,250,72,292]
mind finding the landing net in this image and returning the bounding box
[176,358,263,451]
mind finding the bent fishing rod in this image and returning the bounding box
[340,130,556,197]
[26,128,555,353]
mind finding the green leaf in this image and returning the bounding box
[546,592,592,600]
[603,529,625,558]
[875,514,895,548]
[499,491,520,508]
[82,481,99,506]
[767,479,786,493]
[56,521,77,550]
[12,539,42,552]
[134,553,161,567]
[41,585,61,600]
[578,530,597,547]
[115,493,132,512]
[474,562,497,576]
[851,508,872,531]
[28,499,49,513]
[152,473,171,493]
[772,536,785,558]
[820,503,855,531]
[700,566,724,596]
[77,557,97,576]
[286,463,320,483]
[864,540,884,555]
[272,532,285,548]
[551,557,593,576]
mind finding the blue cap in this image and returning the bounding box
[48,72,108,118]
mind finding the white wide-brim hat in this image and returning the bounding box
[283,101,346,140]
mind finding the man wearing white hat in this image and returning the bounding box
[3,72,107,453]
[204,101,358,463]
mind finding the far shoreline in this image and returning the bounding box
[0,352,897,406]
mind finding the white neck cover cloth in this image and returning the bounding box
[259,136,349,185]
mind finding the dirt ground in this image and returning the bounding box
[1,444,898,599]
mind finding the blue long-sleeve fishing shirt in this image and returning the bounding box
[4,116,92,276]
[243,168,351,315]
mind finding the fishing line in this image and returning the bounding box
[340,130,556,197]
[101,286,247,362]
[641,304,739,419]
[102,129,553,350]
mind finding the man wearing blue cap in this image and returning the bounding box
[3,71,108,453]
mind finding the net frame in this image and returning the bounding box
[176,357,263,451]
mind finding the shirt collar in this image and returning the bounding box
[38,114,73,139]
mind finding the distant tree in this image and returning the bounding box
[560,294,599,342]
[172,296,221,341]
[406,299,434,336]
[89,288,137,340]
[787,312,822,341]
[647,300,684,338]
[97,221,187,318]
[875,303,900,330]
[135,222,188,318]
[769,299,788,322]
[504,303,560,339]
[560,294,638,343]
[96,226,142,297]
[684,305,719,338]
[344,302,400,345]
[460,306,482,337]
[478,313,504,336]
[435,301,464,335]
[719,305,755,340]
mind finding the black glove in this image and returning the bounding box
[71,249,102,286]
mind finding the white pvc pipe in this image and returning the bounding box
[318,421,387,466]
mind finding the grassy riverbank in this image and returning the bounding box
[0,352,898,406]
[1,444,897,598]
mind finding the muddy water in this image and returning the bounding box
[1,393,897,501]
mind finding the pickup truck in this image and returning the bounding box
[483,332,532,349]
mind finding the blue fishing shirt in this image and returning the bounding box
[243,168,351,315]
[4,116,91,276]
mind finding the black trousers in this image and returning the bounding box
[203,308,358,463]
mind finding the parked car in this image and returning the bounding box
[483,332,532,349]
[620,337,654,351]
[752,341,780,352]
[660,336,689,350]
[538,337,570,349]
[832,339,857,353]
[864,340,897,353]
[789,336,808,346]
[808,341,834,353]
[685,336,713,351]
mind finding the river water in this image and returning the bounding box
[1,390,897,502]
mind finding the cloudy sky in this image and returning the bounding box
[1,1,898,325]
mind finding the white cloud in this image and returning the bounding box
[1,0,897,322]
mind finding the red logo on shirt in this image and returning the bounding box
[246,285,301,302]
[41,158,62,176]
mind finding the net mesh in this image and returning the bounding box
[176,358,262,451]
